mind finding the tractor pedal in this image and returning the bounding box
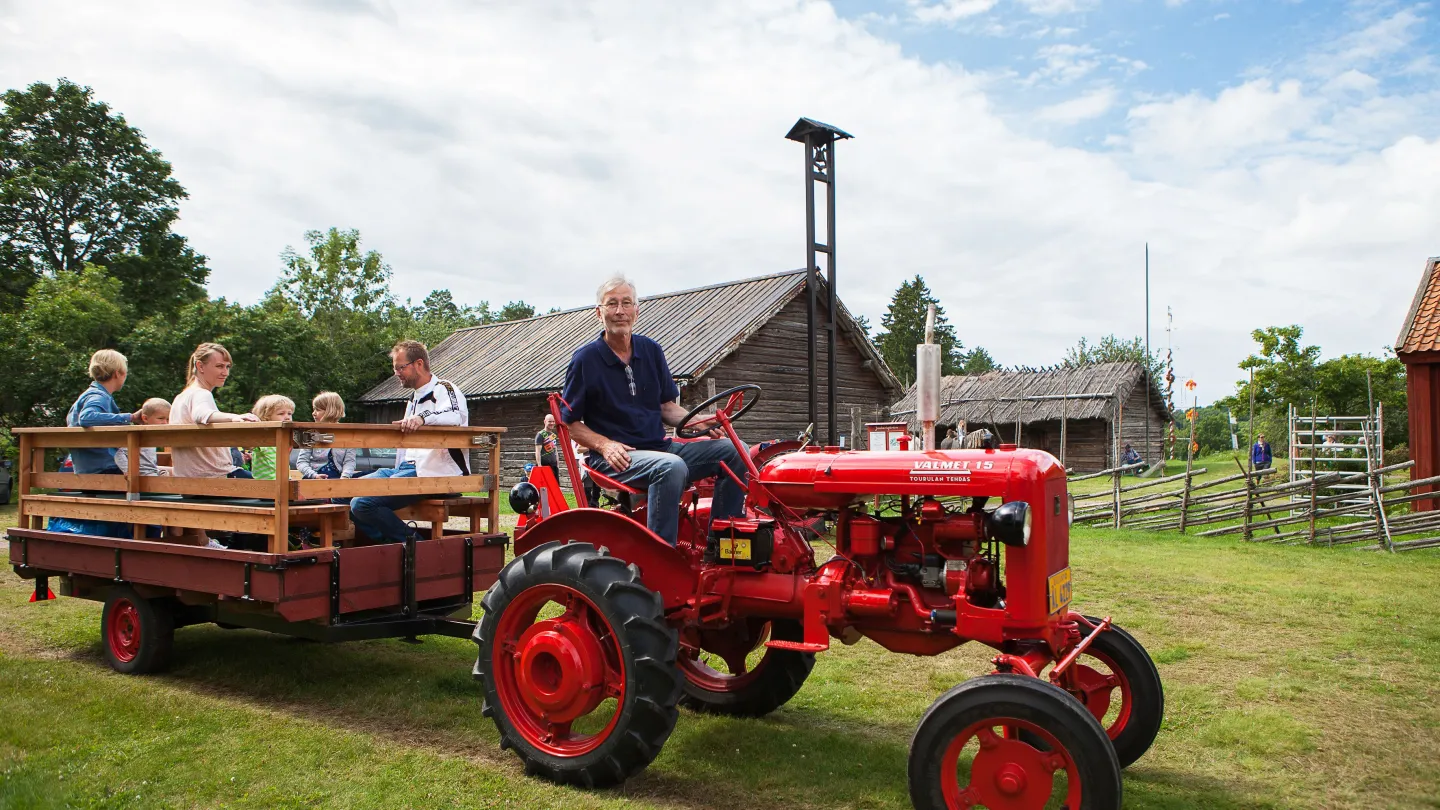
[764,639,828,653]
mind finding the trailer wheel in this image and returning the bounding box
[1059,616,1164,769]
[678,618,814,717]
[102,586,174,675]
[909,674,1121,810]
[474,541,680,787]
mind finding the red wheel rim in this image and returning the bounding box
[1063,648,1132,742]
[679,620,773,692]
[492,584,626,757]
[107,599,141,664]
[940,718,1081,809]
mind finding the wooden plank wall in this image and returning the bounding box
[1116,386,1170,469]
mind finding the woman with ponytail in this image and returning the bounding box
[169,343,259,548]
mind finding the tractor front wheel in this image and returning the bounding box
[473,541,680,787]
[678,618,815,717]
[101,585,174,674]
[909,674,1122,810]
[1058,616,1164,769]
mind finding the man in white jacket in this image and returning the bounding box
[350,340,469,543]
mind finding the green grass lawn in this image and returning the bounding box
[3,512,1439,808]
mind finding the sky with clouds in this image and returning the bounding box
[3,0,1436,405]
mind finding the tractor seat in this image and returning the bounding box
[582,464,641,496]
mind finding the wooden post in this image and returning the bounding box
[1178,397,1197,533]
[16,432,30,530]
[271,427,291,554]
[488,434,501,533]
[1236,457,1255,541]
[127,431,144,540]
[1059,393,1068,470]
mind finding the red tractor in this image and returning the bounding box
[476,385,1162,809]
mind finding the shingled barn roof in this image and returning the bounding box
[360,270,900,403]
[889,362,1170,430]
[1396,257,1440,355]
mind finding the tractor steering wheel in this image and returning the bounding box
[675,385,762,439]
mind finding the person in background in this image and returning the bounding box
[170,342,259,549]
[535,414,561,483]
[296,391,356,480]
[1121,442,1143,474]
[248,395,296,480]
[939,424,960,450]
[66,349,141,474]
[114,398,172,477]
[1252,433,1273,470]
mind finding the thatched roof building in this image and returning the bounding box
[890,362,1171,471]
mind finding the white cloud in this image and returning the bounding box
[0,0,1434,403]
[909,0,998,23]
[1036,86,1117,122]
[1015,0,1099,15]
[1031,43,1103,83]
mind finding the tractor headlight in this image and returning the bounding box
[987,501,1031,547]
[508,481,541,515]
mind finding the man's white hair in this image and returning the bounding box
[596,274,637,304]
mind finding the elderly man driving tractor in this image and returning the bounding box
[559,274,750,545]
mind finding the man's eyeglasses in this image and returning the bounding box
[393,358,418,374]
[601,300,636,312]
[625,365,636,397]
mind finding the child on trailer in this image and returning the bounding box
[113,398,172,477]
[247,394,296,481]
[296,391,356,480]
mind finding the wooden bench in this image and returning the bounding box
[15,422,504,554]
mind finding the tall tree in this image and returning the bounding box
[0,79,205,311]
[961,347,999,375]
[874,275,964,387]
[1063,334,1163,381]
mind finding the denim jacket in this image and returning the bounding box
[66,382,131,473]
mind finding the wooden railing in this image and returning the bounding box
[14,422,504,553]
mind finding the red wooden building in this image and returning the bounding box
[1396,256,1440,510]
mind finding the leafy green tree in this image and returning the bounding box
[0,265,128,428]
[960,347,999,375]
[1226,326,1321,411]
[1063,334,1163,381]
[0,79,205,312]
[874,275,964,387]
[496,300,537,322]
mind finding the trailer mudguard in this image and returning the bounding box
[511,508,698,611]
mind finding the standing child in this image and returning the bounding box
[296,391,357,480]
[114,398,172,476]
[248,395,296,481]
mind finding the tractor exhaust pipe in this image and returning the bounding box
[916,304,941,451]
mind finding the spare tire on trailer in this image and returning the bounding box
[102,584,174,674]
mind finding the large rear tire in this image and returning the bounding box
[909,674,1122,810]
[678,618,814,717]
[102,585,174,674]
[473,541,680,787]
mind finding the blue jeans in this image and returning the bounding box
[350,463,419,543]
[589,439,748,546]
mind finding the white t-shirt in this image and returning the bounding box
[396,376,470,477]
[170,385,238,478]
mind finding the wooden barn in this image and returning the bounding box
[889,362,1170,472]
[1395,256,1440,510]
[358,270,903,486]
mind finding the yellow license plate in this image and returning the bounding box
[719,537,751,561]
[1047,568,1073,614]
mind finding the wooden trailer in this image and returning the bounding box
[5,422,508,673]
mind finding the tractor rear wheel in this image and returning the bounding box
[1060,616,1164,769]
[102,585,174,674]
[473,541,681,787]
[909,674,1122,810]
[678,618,815,717]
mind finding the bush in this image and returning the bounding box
[1384,443,1410,467]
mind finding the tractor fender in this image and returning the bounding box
[512,508,698,611]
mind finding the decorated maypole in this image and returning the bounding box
[1165,307,1176,459]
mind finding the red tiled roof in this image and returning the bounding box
[1396,258,1440,355]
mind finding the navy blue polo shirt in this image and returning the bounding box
[560,332,680,452]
